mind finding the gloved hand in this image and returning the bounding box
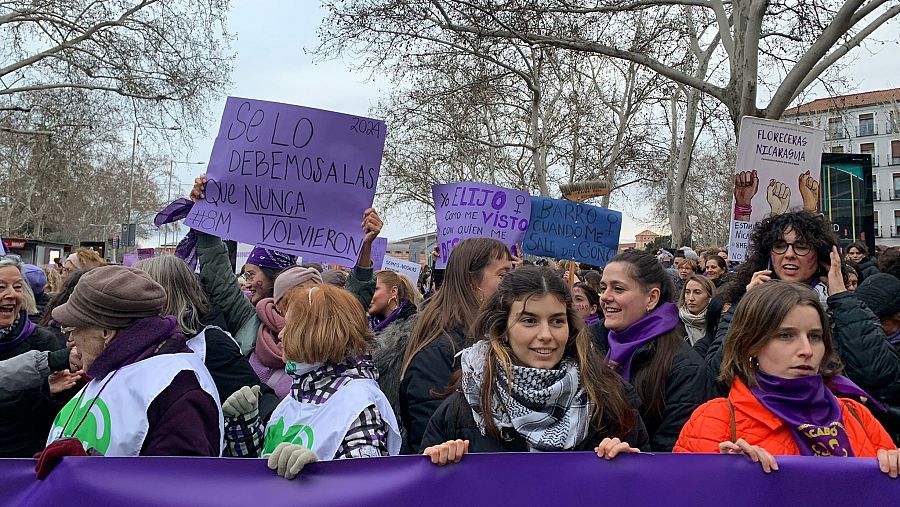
[35,438,88,479]
[222,385,260,418]
[267,442,319,480]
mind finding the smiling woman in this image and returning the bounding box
[0,258,67,457]
[420,266,648,463]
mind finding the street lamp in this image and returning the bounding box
[160,160,205,246]
[126,124,181,255]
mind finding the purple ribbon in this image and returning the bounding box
[154,199,199,269]
[584,314,600,327]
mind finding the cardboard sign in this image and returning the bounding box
[382,256,421,285]
[728,117,825,261]
[183,97,386,268]
[432,182,531,268]
[522,197,621,266]
[370,237,388,270]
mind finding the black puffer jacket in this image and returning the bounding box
[399,325,467,454]
[0,319,65,457]
[372,304,418,427]
[857,256,880,281]
[421,385,650,453]
[598,324,716,452]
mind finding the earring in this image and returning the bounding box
[749,357,759,369]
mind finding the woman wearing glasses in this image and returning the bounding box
[707,211,900,430]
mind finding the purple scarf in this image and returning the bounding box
[155,198,199,269]
[584,314,600,327]
[0,311,36,352]
[751,370,855,457]
[829,375,887,412]
[886,329,900,347]
[606,302,679,380]
[369,302,406,332]
[87,316,186,379]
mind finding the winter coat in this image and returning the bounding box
[197,232,259,353]
[421,387,651,453]
[399,325,468,453]
[372,304,418,427]
[674,377,895,457]
[0,348,70,399]
[597,322,717,452]
[857,256,880,281]
[0,321,65,457]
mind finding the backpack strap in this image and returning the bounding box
[727,398,737,443]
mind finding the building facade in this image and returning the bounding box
[783,88,900,247]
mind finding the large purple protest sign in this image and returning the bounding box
[523,196,622,267]
[122,253,138,267]
[183,97,385,268]
[1,453,898,507]
[432,182,531,268]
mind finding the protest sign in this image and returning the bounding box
[728,117,825,261]
[1,453,897,507]
[122,254,138,267]
[820,153,875,253]
[183,97,386,268]
[136,248,155,260]
[432,182,531,268]
[370,237,387,270]
[522,197,622,267]
[382,256,421,285]
[234,242,254,275]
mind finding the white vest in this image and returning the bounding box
[262,378,401,460]
[47,332,224,457]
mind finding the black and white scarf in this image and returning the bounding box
[459,340,591,451]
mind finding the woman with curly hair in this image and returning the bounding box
[706,211,900,433]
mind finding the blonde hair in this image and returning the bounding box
[20,281,37,315]
[281,285,372,364]
[677,275,715,310]
[70,248,107,270]
[44,266,62,293]
[375,270,420,306]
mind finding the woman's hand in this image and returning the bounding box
[878,448,900,478]
[190,175,207,202]
[267,442,318,480]
[423,439,469,466]
[745,269,772,293]
[824,246,847,296]
[719,439,778,473]
[594,437,640,460]
[48,370,81,394]
[361,208,383,244]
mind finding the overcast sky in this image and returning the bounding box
[164,1,900,247]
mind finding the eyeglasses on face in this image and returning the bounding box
[771,240,811,256]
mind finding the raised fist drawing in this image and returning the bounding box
[734,170,759,208]
[799,171,820,211]
[766,179,791,215]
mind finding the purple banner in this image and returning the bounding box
[136,248,155,260]
[1,453,898,507]
[184,97,386,268]
[370,237,387,270]
[523,196,622,267]
[432,182,531,268]
[122,254,138,267]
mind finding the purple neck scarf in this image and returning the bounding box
[87,316,185,379]
[0,311,36,352]
[369,302,406,332]
[828,375,887,412]
[584,314,600,327]
[606,302,679,380]
[751,370,855,457]
[886,329,900,347]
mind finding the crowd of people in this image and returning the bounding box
[2,177,900,483]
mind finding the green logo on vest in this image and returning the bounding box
[52,395,112,455]
[262,417,314,455]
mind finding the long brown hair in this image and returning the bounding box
[608,250,684,422]
[720,281,841,387]
[472,266,635,440]
[401,238,510,377]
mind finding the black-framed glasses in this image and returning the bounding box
[772,241,811,256]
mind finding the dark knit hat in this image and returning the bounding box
[52,265,167,329]
[854,273,900,318]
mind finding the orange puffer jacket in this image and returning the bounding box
[674,378,896,457]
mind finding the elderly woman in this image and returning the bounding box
[0,257,66,457]
[41,266,222,465]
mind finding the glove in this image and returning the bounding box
[223,385,261,418]
[267,442,319,480]
[48,348,71,372]
[35,438,88,479]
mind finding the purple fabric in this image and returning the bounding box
[886,329,900,347]
[155,198,200,269]
[369,302,406,332]
[606,302,679,379]
[752,370,855,457]
[2,453,900,507]
[246,247,296,271]
[829,375,887,412]
[0,311,36,352]
[584,314,600,327]
[86,316,183,379]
